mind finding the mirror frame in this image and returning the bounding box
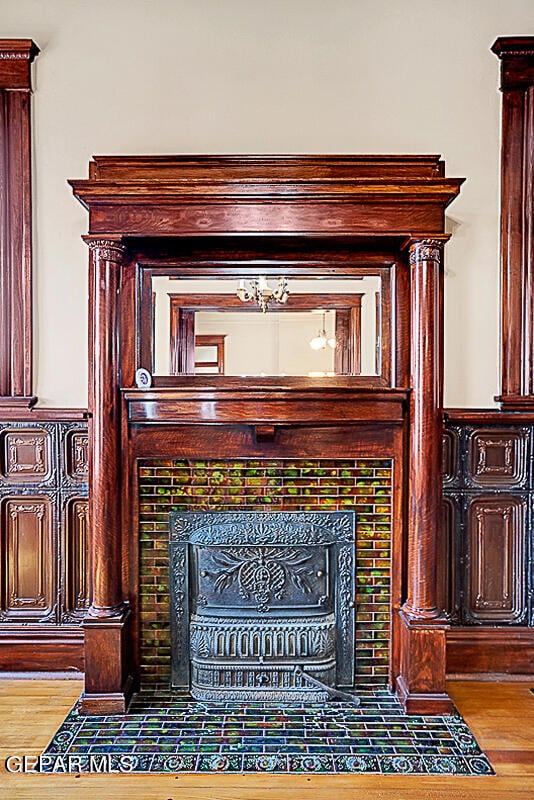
[135,255,395,388]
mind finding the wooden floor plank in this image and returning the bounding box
[0,678,533,799]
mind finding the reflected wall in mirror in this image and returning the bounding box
[151,278,382,377]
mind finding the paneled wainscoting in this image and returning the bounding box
[443,411,534,675]
[0,417,88,671]
[0,412,533,678]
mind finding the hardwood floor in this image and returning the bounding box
[0,678,532,799]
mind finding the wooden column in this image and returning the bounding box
[0,39,39,409]
[82,238,132,714]
[492,38,534,409]
[396,239,452,715]
[405,239,442,618]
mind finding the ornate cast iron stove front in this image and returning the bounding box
[169,511,356,702]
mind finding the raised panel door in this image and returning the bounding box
[438,496,458,620]
[1,495,56,620]
[465,495,526,623]
[62,496,91,621]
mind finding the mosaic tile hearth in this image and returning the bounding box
[40,688,494,775]
[138,458,392,686]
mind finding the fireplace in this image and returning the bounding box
[138,457,392,691]
[169,511,355,701]
[70,155,464,715]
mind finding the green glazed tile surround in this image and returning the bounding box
[138,459,392,686]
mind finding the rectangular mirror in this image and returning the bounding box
[151,277,382,377]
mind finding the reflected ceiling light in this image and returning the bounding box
[309,312,336,350]
[236,277,289,313]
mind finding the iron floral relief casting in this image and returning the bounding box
[211,546,314,612]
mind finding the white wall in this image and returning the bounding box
[1,0,533,407]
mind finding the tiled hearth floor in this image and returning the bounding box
[41,687,494,775]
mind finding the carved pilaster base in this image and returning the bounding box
[87,601,128,619]
[81,608,135,715]
[395,609,453,715]
[80,678,135,716]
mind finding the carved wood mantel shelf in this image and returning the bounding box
[123,383,408,424]
[70,155,463,715]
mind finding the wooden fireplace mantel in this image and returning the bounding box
[70,155,463,715]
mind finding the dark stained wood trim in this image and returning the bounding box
[495,395,534,413]
[130,422,401,460]
[492,38,534,407]
[194,334,225,373]
[169,306,194,375]
[82,612,134,715]
[396,240,452,714]
[82,202,459,238]
[70,155,463,239]
[0,407,88,422]
[124,385,407,425]
[393,259,410,388]
[403,241,444,619]
[396,612,453,714]
[0,626,84,672]
[0,396,37,411]
[0,40,39,405]
[120,253,137,388]
[446,627,534,676]
[85,239,126,616]
[445,407,534,424]
[137,265,153,372]
[168,292,364,310]
[86,154,449,180]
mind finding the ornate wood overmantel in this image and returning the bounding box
[70,155,463,714]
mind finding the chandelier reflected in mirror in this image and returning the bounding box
[310,312,336,351]
[236,276,289,313]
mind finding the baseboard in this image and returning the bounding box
[446,626,534,676]
[0,626,84,672]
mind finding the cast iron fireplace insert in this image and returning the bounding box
[169,511,356,702]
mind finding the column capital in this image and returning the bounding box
[0,39,39,90]
[83,237,125,263]
[408,239,443,266]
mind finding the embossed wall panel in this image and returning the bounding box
[62,496,90,621]
[465,495,526,623]
[438,496,458,620]
[0,426,53,483]
[466,429,528,488]
[1,495,56,620]
[442,429,460,487]
[63,428,89,484]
